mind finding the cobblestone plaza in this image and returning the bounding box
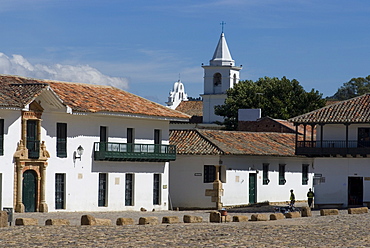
[0,208,368,247]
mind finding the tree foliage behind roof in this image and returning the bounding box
[215,76,326,130]
[329,75,370,100]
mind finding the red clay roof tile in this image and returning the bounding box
[289,94,370,124]
[170,129,297,156]
[0,75,190,120]
[175,100,203,116]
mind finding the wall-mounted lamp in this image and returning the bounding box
[73,145,84,163]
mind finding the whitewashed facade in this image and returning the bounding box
[170,155,313,209]
[169,129,313,209]
[290,94,370,208]
[0,75,189,212]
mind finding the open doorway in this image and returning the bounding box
[348,177,363,206]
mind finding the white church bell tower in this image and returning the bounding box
[201,31,242,123]
[166,80,188,109]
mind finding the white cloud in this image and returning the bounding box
[0,53,129,90]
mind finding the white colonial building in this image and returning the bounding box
[290,94,370,208]
[169,129,313,209]
[0,74,189,213]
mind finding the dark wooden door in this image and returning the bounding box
[249,173,257,204]
[23,170,37,212]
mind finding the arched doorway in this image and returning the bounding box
[22,170,37,212]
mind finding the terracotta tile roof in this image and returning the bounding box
[175,100,203,116]
[289,94,370,124]
[170,129,296,156]
[274,119,315,138]
[169,129,222,155]
[0,75,190,120]
[0,76,47,108]
[325,99,341,106]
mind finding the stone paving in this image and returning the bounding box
[0,205,369,247]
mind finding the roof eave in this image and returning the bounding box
[70,111,190,122]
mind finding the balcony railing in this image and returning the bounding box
[93,142,176,162]
[296,140,370,156]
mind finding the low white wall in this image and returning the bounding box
[170,155,314,209]
[222,156,313,206]
[169,155,220,208]
[314,157,370,207]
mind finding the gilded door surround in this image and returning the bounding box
[13,107,50,213]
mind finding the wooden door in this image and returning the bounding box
[23,170,37,212]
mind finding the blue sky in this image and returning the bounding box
[1,0,370,104]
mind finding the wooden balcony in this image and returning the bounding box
[296,140,370,157]
[93,142,176,162]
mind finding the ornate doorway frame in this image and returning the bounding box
[13,106,50,213]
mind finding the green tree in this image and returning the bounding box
[330,75,370,100]
[215,76,326,130]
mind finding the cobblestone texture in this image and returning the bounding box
[0,206,368,247]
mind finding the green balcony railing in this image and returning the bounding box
[93,142,176,162]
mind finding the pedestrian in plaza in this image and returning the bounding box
[290,189,295,206]
[307,188,315,208]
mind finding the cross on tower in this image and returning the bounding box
[220,21,226,33]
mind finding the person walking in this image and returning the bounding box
[307,188,315,208]
[290,189,295,206]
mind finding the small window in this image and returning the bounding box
[154,129,161,153]
[127,128,134,144]
[302,164,309,185]
[56,123,67,158]
[263,163,270,185]
[153,174,161,205]
[55,173,65,209]
[98,173,108,207]
[154,129,161,144]
[125,174,134,206]
[204,165,216,183]
[279,164,286,185]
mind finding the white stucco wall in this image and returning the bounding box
[40,111,170,212]
[0,100,171,212]
[317,123,370,141]
[202,94,226,123]
[0,110,21,210]
[222,156,313,206]
[169,155,220,208]
[170,155,313,209]
[313,157,370,207]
